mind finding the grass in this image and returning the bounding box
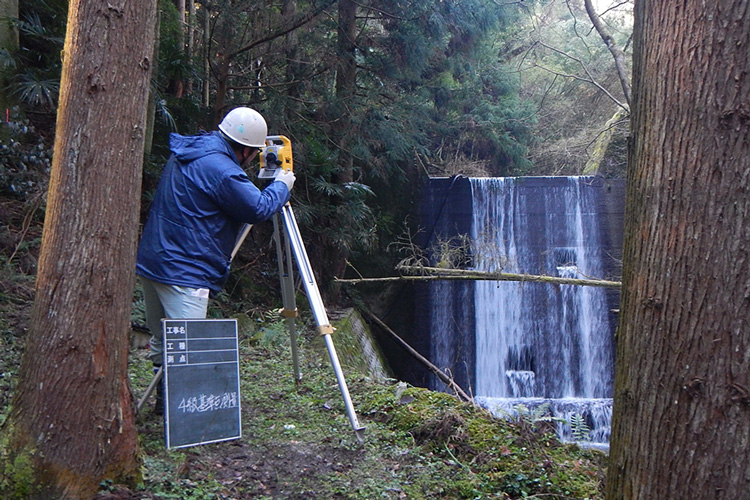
[0,213,607,499]
[126,311,608,499]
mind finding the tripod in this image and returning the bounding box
[137,203,366,443]
[271,203,365,442]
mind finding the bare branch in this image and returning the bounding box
[583,0,631,106]
[535,41,629,111]
[229,0,336,59]
[337,266,622,289]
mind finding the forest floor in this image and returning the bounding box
[0,195,609,499]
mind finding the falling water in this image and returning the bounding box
[426,176,617,447]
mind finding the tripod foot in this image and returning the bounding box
[354,427,366,444]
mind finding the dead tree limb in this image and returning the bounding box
[337,265,621,289]
[355,303,475,405]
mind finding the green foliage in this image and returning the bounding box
[508,402,567,434]
[112,305,606,499]
[8,71,58,109]
[0,49,15,72]
[0,107,52,198]
[256,313,289,346]
[6,0,543,288]
[4,0,630,292]
[151,0,202,133]
[570,413,592,442]
[513,401,552,422]
[244,0,536,281]
[348,0,533,176]
[130,283,146,327]
[8,2,66,110]
[0,429,38,500]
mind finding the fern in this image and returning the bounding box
[512,402,562,426]
[569,413,591,441]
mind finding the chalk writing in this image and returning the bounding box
[177,392,238,413]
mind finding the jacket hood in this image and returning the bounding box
[169,131,235,163]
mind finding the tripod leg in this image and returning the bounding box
[322,332,366,443]
[136,365,163,414]
[273,213,302,384]
[280,204,365,441]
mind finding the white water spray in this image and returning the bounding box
[468,177,614,445]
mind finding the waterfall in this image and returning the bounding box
[421,176,621,448]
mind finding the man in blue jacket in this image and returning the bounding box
[136,107,295,375]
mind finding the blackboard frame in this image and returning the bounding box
[162,319,242,449]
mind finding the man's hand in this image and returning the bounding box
[276,170,296,192]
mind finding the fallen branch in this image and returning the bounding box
[336,265,621,289]
[355,302,475,405]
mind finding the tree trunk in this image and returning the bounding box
[168,0,185,98]
[213,56,230,125]
[606,1,750,498]
[187,0,195,96]
[202,5,210,108]
[0,0,157,498]
[339,265,622,289]
[211,11,233,126]
[283,0,300,104]
[144,11,161,158]
[0,0,17,52]
[322,0,357,301]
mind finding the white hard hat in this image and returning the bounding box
[218,107,268,147]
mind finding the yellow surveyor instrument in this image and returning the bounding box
[259,135,293,179]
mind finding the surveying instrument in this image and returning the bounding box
[137,135,365,443]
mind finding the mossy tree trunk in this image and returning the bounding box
[0,0,157,498]
[606,1,750,498]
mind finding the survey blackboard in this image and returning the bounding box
[163,319,241,449]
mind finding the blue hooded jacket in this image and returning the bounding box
[136,131,290,292]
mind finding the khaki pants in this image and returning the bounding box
[139,276,209,365]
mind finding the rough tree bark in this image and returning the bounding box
[606,1,750,498]
[0,0,157,498]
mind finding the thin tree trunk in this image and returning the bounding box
[0,0,157,497]
[167,0,186,98]
[202,5,211,108]
[583,0,631,106]
[283,0,300,105]
[144,12,161,157]
[322,0,357,301]
[606,1,750,498]
[211,10,234,125]
[0,0,18,110]
[187,0,195,96]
